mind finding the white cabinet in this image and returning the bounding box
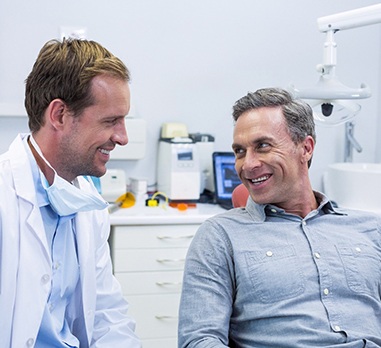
[109,204,225,347]
[109,223,200,347]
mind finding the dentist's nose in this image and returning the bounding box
[112,121,129,146]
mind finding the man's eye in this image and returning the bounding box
[233,149,246,159]
[258,143,270,149]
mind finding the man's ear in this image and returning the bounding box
[301,135,315,165]
[46,99,68,130]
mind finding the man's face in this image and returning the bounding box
[58,74,130,181]
[232,106,311,210]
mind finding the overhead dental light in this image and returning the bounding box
[291,4,381,126]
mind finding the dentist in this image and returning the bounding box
[0,39,141,347]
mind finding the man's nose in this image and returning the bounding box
[112,121,129,146]
[242,150,261,171]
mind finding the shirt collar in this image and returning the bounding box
[245,190,346,222]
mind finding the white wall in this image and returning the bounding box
[0,0,380,191]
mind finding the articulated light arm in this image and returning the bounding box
[318,3,381,80]
[291,4,381,125]
[317,4,381,33]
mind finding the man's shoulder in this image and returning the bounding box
[201,207,254,233]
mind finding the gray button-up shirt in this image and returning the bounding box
[179,192,381,347]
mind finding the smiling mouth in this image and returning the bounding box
[99,148,111,155]
[250,174,271,185]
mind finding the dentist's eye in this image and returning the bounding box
[104,117,120,126]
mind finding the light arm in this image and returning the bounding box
[318,4,381,33]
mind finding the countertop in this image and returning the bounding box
[109,202,227,225]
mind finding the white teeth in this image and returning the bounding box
[251,175,270,183]
[100,149,110,155]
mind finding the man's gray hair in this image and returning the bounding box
[232,87,316,167]
[232,87,316,144]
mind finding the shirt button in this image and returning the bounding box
[266,251,273,257]
[334,325,341,331]
[302,220,307,226]
[355,247,362,253]
[323,288,329,295]
[270,208,277,213]
[314,252,321,259]
[41,274,50,284]
[26,338,34,347]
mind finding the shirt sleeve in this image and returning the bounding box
[178,219,235,348]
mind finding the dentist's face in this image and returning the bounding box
[58,74,130,181]
[232,107,307,210]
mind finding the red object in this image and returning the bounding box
[232,184,249,208]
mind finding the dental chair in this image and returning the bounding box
[231,184,249,208]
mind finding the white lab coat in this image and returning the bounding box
[0,134,141,348]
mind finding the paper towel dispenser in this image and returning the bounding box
[110,117,146,160]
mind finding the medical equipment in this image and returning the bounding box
[157,123,201,201]
[99,169,127,202]
[157,139,201,201]
[190,133,215,193]
[292,4,381,126]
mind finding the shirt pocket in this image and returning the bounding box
[336,243,381,296]
[244,244,305,303]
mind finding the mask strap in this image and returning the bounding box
[28,134,56,185]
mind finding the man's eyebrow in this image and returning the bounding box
[103,114,126,120]
[253,136,273,144]
[232,136,274,149]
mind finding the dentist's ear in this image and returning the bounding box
[46,99,67,130]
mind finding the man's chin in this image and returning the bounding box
[250,194,271,206]
[84,166,107,178]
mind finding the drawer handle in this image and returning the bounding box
[157,235,194,240]
[155,315,178,320]
[156,258,185,263]
[156,281,182,286]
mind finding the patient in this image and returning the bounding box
[178,87,381,347]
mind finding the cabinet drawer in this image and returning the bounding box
[114,248,188,272]
[115,271,183,295]
[112,224,198,249]
[127,293,180,339]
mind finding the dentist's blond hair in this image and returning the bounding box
[25,38,130,132]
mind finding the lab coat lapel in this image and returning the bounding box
[10,134,50,257]
[6,135,52,347]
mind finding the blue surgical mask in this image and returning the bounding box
[29,135,109,216]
